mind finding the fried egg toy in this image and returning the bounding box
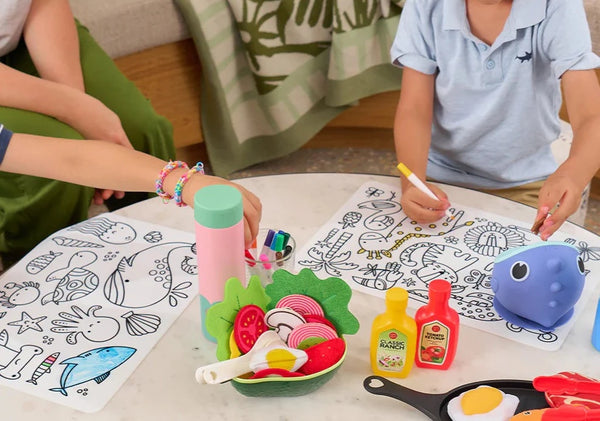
[447,385,520,421]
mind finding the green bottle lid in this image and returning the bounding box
[194,185,243,229]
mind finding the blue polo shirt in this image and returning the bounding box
[0,124,12,164]
[391,0,600,189]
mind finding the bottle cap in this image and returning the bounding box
[429,279,451,295]
[194,185,243,229]
[386,287,408,305]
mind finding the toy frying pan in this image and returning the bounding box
[363,375,549,421]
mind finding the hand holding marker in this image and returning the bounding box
[397,163,454,220]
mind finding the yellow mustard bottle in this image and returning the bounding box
[370,287,417,378]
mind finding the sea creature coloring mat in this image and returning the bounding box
[0,214,196,412]
[296,182,600,351]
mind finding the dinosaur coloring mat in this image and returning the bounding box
[296,182,600,351]
[0,214,196,413]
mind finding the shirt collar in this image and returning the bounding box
[443,0,547,32]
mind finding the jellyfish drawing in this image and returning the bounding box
[67,217,136,244]
[51,305,120,345]
[0,282,41,308]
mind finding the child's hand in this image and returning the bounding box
[536,171,585,240]
[400,183,449,223]
[184,175,262,248]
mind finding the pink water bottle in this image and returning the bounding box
[195,185,246,342]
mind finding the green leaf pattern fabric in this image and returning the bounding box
[176,0,404,176]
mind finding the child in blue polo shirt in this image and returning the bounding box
[391,0,600,240]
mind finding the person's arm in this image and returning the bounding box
[24,0,84,91]
[0,133,262,246]
[536,69,600,240]
[394,67,449,222]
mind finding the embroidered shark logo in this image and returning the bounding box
[516,51,532,63]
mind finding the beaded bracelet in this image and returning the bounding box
[155,160,189,203]
[174,162,205,207]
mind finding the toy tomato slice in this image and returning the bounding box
[234,304,267,354]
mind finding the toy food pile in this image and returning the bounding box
[199,268,359,386]
[232,295,346,379]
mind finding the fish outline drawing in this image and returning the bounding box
[49,346,136,396]
[26,352,60,385]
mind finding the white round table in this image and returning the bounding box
[1,173,599,420]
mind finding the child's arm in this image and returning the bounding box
[24,0,85,91]
[394,68,450,222]
[0,133,262,246]
[536,69,600,240]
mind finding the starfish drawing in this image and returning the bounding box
[8,311,47,334]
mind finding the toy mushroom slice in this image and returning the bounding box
[264,307,306,343]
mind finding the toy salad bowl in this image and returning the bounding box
[491,242,586,331]
[198,268,359,397]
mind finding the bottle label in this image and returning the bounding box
[418,321,449,365]
[376,329,407,372]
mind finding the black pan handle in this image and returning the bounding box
[363,375,444,420]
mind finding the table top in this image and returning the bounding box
[2,173,600,420]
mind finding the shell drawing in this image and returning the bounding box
[121,311,161,336]
[143,231,163,243]
[52,236,104,248]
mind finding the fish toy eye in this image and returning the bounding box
[510,261,529,281]
[577,255,585,274]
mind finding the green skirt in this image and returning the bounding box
[0,22,175,258]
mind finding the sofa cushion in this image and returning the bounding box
[70,0,600,59]
[69,0,189,58]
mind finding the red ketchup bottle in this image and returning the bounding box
[415,279,459,370]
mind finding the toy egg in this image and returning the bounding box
[491,242,586,331]
[447,385,520,421]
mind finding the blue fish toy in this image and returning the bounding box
[49,346,136,396]
[491,242,586,331]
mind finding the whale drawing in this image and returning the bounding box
[49,346,136,396]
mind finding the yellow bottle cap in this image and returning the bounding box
[386,287,408,304]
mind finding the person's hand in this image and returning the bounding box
[63,92,132,203]
[535,170,586,240]
[183,175,262,248]
[400,183,450,223]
